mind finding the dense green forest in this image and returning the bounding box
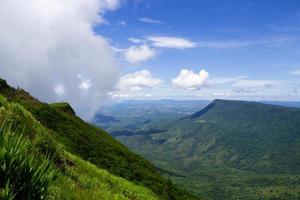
[0,78,197,200]
[107,99,300,199]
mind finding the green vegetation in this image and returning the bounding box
[0,78,197,199]
[49,102,76,115]
[0,123,55,199]
[51,152,160,200]
[0,94,161,200]
[109,99,300,199]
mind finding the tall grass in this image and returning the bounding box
[0,122,56,199]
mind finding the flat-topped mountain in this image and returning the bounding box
[111,99,300,199]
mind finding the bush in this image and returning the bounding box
[0,122,56,199]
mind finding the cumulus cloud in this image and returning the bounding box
[147,36,196,49]
[110,70,162,97]
[123,44,156,64]
[116,70,162,91]
[139,17,163,24]
[0,0,122,119]
[172,69,209,90]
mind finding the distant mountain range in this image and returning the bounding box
[104,99,300,200]
[93,113,120,123]
[262,100,300,108]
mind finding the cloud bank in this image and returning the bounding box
[0,0,122,119]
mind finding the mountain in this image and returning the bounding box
[0,78,198,200]
[93,113,120,123]
[0,91,159,199]
[110,99,300,200]
[92,99,210,135]
[262,100,300,108]
[50,102,76,115]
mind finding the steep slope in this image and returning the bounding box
[0,94,160,200]
[112,99,300,199]
[0,79,198,200]
[167,99,300,173]
[50,102,76,115]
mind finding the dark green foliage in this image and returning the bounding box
[0,122,56,199]
[50,102,76,116]
[0,78,197,199]
[108,99,300,199]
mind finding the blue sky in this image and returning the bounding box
[97,0,300,100]
[1,0,300,118]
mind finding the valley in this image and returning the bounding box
[94,99,300,200]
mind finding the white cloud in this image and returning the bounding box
[78,75,92,91]
[116,70,162,91]
[54,84,65,96]
[128,37,145,44]
[102,0,122,10]
[147,36,196,49]
[0,0,123,119]
[172,69,209,90]
[111,70,162,97]
[124,44,156,64]
[139,17,163,24]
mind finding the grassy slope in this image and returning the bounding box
[50,102,76,115]
[114,99,300,199]
[0,94,159,200]
[52,153,160,200]
[0,79,197,200]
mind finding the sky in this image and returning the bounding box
[0,0,300,118]
[100,0,300,101]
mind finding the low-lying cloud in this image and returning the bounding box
[0,0,122,119]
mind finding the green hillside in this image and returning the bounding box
[0,79,198,200]
[112,99,300,199]
[0,94,159,199]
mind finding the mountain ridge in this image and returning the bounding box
[108,98,300,199]
[0,78,198,200]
